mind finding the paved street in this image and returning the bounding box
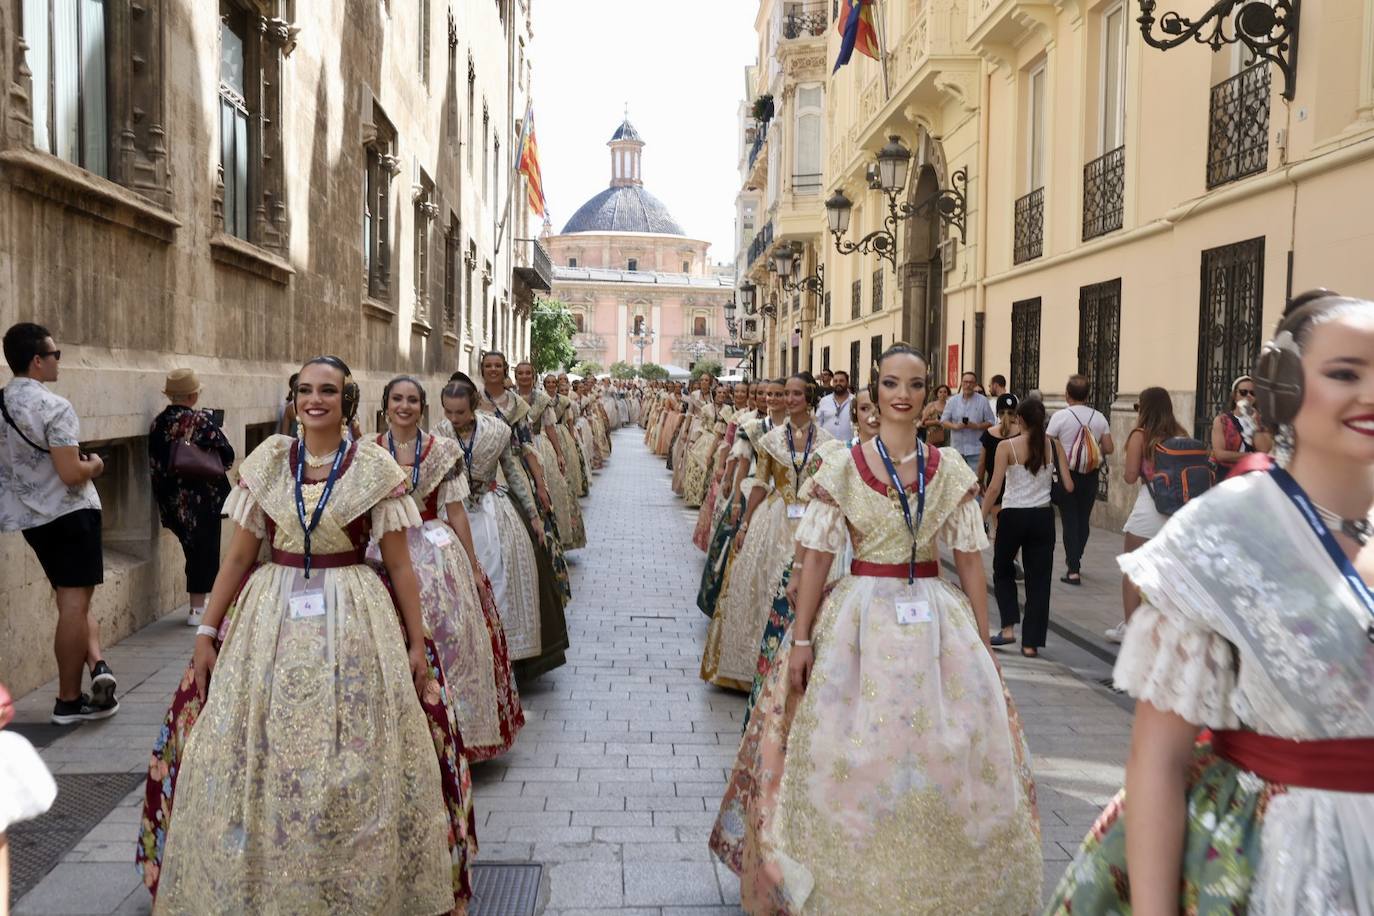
[9,427,1135,914]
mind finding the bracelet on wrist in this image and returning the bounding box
[793,638,813,647]
[195,624,220,641]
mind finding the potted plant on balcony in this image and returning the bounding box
[751,94,774,125]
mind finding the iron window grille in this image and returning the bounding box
[872,268,883,312]
[851,279,862,320]
[1010,298,1041,399]
[443,216,459,331]
[849,340,860,389]
[1207,64,1271,190]
[1078,279,1122,501]
[1082,146,1125,241]
[869,335,883,380]
[1195,237,1265,438]
[783,1,828,38]
[1013,188,1044,264]
[823,291,831,326]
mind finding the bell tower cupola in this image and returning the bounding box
[608,117,644,189]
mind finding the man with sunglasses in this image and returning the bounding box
[1,323,117,724]
[1210,374,1272,479]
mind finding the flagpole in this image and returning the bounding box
[496,104,532,256]
[874,0,892,102]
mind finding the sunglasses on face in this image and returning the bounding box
[1237,388,1255,397]
[39,349,61,361]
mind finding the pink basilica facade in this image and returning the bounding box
[546,120,734,374]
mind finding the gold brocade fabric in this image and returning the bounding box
[155,437,452,916]
[711,445,1042,914]
[682,403,721,507]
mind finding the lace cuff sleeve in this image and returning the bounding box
[370,493,423,542]
[439,474,470,507]
[222,485,266,539]
[1113,603,1239,728]
[940,498,990,552]
[795,498,847,554]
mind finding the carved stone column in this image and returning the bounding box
[902,262,930,357]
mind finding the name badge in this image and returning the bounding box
[423,526,454,548]
[895,600,932,625]
[289,590,327,620]
[786,503,806,520]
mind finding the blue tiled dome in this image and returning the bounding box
[560,185,686,236]
[610,119,642,143]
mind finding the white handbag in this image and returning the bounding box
[0,731,57,832]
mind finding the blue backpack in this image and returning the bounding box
[1147,436,1216,515]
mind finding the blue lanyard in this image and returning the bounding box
[294,439,348,579]
[874,436,926,584]
[457,422,476,478]
[386,429,423,493]
[787,422,815,478]
[1270,467,1374,643]
[484,390,507,422]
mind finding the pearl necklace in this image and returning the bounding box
[1312,501,1374,547]
[302,446,338,469]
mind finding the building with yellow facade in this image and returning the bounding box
[735,0,1374,526]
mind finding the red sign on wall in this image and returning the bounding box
[946,344,960,389]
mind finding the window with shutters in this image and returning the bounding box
[413,171,437,324]
[872,268,883,312]
[849,339,861,389]
[364,104,399,302]
[851,279,862,320]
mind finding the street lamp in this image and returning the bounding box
[825,135,969,269]
[1136,0,1299,100]
[631,324,655,369]
[739,281,757,315]
[773,242,825,296]
[724,297,739,338]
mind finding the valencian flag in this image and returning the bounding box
[833,0,880,73]
[515,103,547,217]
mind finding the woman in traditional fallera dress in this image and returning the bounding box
[550,375,589,499]
[672,377,712,494]
[701,375,834,692]
[437,373,569,680]
[515,363,586,551]
[695,386,760,615]
[150,357,460,915]
[376,377,523,761]
[710,345,1041,915]
[683,383,733,509]
[693,383,753,551]
[1049,292,1374,915]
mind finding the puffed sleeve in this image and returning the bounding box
[370,488,423,542]
[939,497,990,552]
[795,487,847,554]
[1112,603,1239,727]
[222,484,267,539]
[439,469,471,506]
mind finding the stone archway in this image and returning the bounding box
[900,129,950,369]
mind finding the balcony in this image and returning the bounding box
[512,237,553,292]
[781,1,828,39]
[1207,64,1271,190]
[747,222,774,270]
[1082,146,1124,242]
[1013,187,1044,264]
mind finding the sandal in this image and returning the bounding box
[1021,647,1040,659]
[989,633,1017,648]
[1060,574,1082,586]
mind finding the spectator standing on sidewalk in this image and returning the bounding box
[0,323,117,724]
[1210,375,1273,479]
[983,399,1074,657]
[942,371,996,472]
[1104,387,1187,643]
[815,370,854,442]
[149,369,236,628]
[1047,374,1115,586]
[921,383,950,446]
[988,374,1008,398]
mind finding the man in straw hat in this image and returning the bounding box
[148,368,235,629]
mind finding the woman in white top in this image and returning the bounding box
[983,398,1074,657]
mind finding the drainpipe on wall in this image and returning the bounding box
[974,64,993,377]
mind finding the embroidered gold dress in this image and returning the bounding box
[710,444,1042,915]
[554,395,588,498]
[701,421,834,691]
[683,402,727,508]
[377,432,523,759]
[524,389,586,550]
[154,437,453,916]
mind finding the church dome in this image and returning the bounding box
[561,185,686,236]
[560,118,687,237]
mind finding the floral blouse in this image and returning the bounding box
[149,405,235,537]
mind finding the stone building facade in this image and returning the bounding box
[546,120,734,376]
[737,0,1374,529]
[0,0,547,695]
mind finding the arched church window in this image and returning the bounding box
[693,316,707,337]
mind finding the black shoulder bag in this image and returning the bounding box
[0,390,50,453]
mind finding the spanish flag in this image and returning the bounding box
[516,103,547,217]
[834,0,880,73]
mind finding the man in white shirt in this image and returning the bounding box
[815,370,854,442]
[1,323,117,724]
[941,371,996,471]
[1045,374,1115,587]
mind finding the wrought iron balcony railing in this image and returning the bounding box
[1082,146,1125,242]
[1013,187,1044,264]
[782,1,828,38]
[747,222,774,269]
[512,237,553,292]
[791,172,822,195]
[1207,64,1271,190]
[748,122,769,171]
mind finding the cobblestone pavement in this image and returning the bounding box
[9,427,1135,914]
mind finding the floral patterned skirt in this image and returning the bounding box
[535,435,586,550]
[692,469,725,551]
[682,432,722,508]
[696,495,740,618]
[744,561,794,731]
[1047,739,1284,915]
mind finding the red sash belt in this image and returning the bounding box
[419,509,439,522]
[850,560,940,579]
[1211,729,1374,793]
[270,548,367,570]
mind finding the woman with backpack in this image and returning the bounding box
[1210,375,1273,479]
[983,399,1074,657]
[1105,388,1188,643]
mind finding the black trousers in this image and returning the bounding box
[993,506,1056,648]
[1059,470,1100,575]
[176,521,223,594]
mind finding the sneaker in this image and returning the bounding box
[51,693,119,725]
[1104,623,1128,644]
[89,660,118,709]
[1013,561,1024,581]
[186,606,204,628]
